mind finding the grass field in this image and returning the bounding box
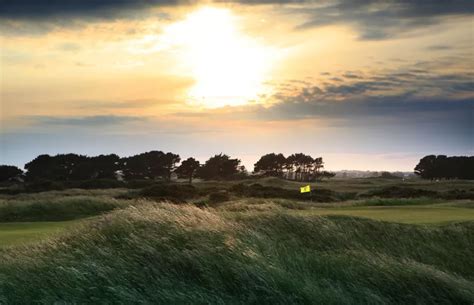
[0,178,473,304]
[295,206,474,224]
[0,220,81,247]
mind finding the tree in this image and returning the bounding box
[119,151,181,181]
[414,155,474,180]
[175,158,200,183]
[25,154,88,181]
[316,171,336,180]
[414,155,437,180]
[197,154,243,180]
[0,165,23,182]
[162,152,181,181]
[379,171,399,179]
[253,153,286,176]
[70,154,120,180]
[285,153,320,181]
[311,157,324,176]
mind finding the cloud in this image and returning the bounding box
[0,0,186,20]
[57,42,82,52]
[289,0,474,40]
[1,0,472,38]
[426,44,452,51]
[77,100,160,110]
[27,115,145,127]
[174,63,474,130]
[0,0,178,35]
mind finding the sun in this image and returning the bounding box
[163,7,275,108]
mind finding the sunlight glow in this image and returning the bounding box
[163,7,276,108]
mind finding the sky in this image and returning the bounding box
[0,0,473,171]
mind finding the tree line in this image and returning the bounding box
[414,155,474,180]
[0,151,334,183]
[253,153,335,181]
[0,152,246,183]
[3,153,471,183]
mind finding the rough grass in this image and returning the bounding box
[0,203,473,304]
[0,196,132,222]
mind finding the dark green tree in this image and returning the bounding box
[197,154,243,180]
[162,152,181,181]
[70,154,120,180]
[415,155,474,180]
[25,154,87,181]
[253,153,286,176]
[175,157,200,183]
[0,165,23,182]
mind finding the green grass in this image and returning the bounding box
[0,179,473,304]
[0,203,472,304]
[0,195,133,222]
[230,177,474,193]
[292,206,474,224]
[0,220,81,247]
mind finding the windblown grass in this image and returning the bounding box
[0,196,132,222]
[0,203,472,304]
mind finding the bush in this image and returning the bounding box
[139,184,198,202]
[440,189,474,200]
[25,179,65,192]
[231,183,336,202]
[208,191,231,204]
[76,179,125,189]
[125,179,157,189]
[363,186,437,198]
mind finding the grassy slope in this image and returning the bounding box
[0,189,131,222]
[0,221,81,247]
[0,203,472,304]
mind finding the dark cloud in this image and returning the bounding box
[0,0,186,20]
[290,0,474,40]
[256,96,473,122]
[342,72,362,79]
[28,115,144,127]
[426,44,453,51]
[252,64,474,126]
[0,0,180,35]
[174,63,473,130]
[77,100,160,109]
[1,0,471,38]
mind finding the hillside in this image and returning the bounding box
[0,201,473,304]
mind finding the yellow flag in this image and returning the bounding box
[300,185,311,193]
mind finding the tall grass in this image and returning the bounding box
[0,203,472,304]
[0,196,131,222]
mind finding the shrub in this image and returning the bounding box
[76,179,125,189]
[208,191,231,204]
[125,179,157,189]
[26,179,65,192]
[139,184,198,202]
[363,186,437,198]
[231,183,336,202]
[440,189,474,200]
